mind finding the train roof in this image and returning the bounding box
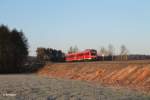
[66,49,96,56]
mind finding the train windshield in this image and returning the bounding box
[91,50,97,56]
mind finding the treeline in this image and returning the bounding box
[36,46,150,62]
[36,48,65,62]
[0,25,28,73]
[98,44,150,61]
[97,55,150,61]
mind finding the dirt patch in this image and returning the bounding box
[38,61,150,93]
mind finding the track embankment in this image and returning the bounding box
[38,61,150,93]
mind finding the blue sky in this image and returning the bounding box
[0,0,150,55]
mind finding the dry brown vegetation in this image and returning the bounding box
[1,75,149,100]
[38,60,150,94]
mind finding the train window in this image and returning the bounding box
[91,52,96,56]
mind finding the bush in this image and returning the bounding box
[36,48,65,62]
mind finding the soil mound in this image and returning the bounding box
[38,61,150,93]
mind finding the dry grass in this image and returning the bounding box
[0,74,149,100]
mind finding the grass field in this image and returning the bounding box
[0,74,150,100]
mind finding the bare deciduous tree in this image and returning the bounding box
[68,45,79,54]
[100,47,108,61]
[120,45,128,60]
[68,46,73,54]
[73,45,79,53]
[108,44,115,61]
[100,47,108,56]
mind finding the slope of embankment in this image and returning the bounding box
[38,60,150,93]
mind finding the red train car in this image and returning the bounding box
[65,49,97,62]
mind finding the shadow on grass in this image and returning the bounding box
[0,62,45,74]
[22,62,46,73]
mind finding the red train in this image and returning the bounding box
[65,49,97,62]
